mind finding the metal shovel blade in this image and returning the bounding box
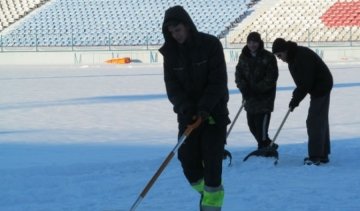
[243,147,279,165]
[223,149,233,166]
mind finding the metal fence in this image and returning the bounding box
[1,29,359,52]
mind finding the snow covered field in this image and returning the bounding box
[0,62,360,211]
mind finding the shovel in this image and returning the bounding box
[243,109,291,165]
[223,101,245,166]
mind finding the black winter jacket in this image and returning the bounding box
[235,44,278,114]
[159,6,230,126]
[286,42,333,105]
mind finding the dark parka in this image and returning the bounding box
[286,42,333,106]
[159,6,230,126]
[235,43,278,114]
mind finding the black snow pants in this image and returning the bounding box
[177,123,226,187]
[307,93,331,158]
[246,112,272,148]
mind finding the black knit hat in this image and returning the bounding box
[247,32,261,43]
[272,38,288,53]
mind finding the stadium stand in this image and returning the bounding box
[0,0,359,47]
[0,0,253,47]
[321,1,360,27]
[0,0,48,31]
[229,0,360,44]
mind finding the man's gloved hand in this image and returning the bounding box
[187,111,209,130]
[179,103,196,116]
[289,98,299,112]
[197,111,209,121]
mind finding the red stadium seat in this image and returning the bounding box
[321,1,360,27]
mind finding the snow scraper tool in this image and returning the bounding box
[223,101,245,166]
[243,109,291,165]
[129,118,200,211]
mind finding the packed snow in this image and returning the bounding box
[0,62,359,211]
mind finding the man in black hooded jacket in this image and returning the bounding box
[272,38,333,165]
[159,5,230,211]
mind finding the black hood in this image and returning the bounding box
[161,5,198,44]
[286,41,298,62]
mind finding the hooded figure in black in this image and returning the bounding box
[272,38,333,165]
[159,5,229,211]
[235,32,279,150]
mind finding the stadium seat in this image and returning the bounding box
[0,0,254,46]
[229,0,359,44]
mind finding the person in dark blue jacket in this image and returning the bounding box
[159,5,230,211]
[272,38,333,165]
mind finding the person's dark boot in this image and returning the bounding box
[258,139,278,150]
[304,156,330,165]
[304,157,320,165]
[319,156,330,164]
